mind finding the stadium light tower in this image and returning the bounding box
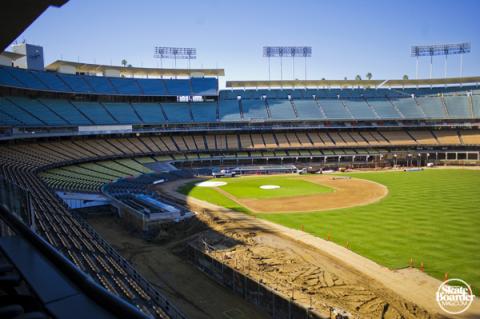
[263,46,312,81]
[154,47,197,70]
[411,42,471,79]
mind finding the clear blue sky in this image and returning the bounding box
[10,0,480,83]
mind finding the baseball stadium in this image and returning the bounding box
[0,1,479,319]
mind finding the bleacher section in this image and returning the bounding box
[267,99,296,119]
[1,88,479,127]
[0,66,217,96]
[27,128,480,190]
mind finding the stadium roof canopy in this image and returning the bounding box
[0,51,25,60]
[0,0,68,51]
[226,76,480,89]
[46,60,225,77]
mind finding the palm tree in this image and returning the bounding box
[344,77,347,80]
[366,72,372,80]
[355,74,362,81]
[321,77,326,81]
[121,59,127,67]
[403,74,409,80]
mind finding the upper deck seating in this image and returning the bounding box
[268,100,296,120]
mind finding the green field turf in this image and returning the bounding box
[180,169,480,292]
[214,175,332,199]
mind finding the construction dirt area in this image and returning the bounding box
[86,175,480,319]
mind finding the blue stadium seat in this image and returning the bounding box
[102,103,142,124]
[161,103,192,122]
[243,90,261,100]
[367,98,402,119]
[317,99,352,119]
[343,99,377,119]
[190,102,217,122]
[0,66,23,88]
[389,97,425,119]
[191,77,217,95]
[59,74,93,93]
[268,100,296,120]
[0,97,45,125]
[219,100,242,121]
[294,100,325,120]
[473,95,480,118]
[4,67,48,90]
[443,95,472,118]
[8,96,67,125]
[39,99,92,125]
[164,79,191,96]
[109,77,142,95]
[71,101,117,125]
[84,75,117,94]
[242,99,268,120]
[0,108,22,125]
[35,71,71,92]
[131,103,166,123]
[136,79,167,95]
[416,96,446,118]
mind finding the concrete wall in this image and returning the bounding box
[0,55,12,67]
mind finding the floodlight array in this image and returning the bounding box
[154,47,197,59]
[263,46,312,58]
[411,42,471,57]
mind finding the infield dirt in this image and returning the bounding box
[223,175,388,213]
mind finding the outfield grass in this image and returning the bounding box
[180,170,480,292]
[178,181,249,213]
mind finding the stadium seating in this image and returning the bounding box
[242,99,268,120]
[136,78,167,95]
[103,103,142,124]
[190,102,217,122]
[267,99,296,120]
[9,96,67,125]
[294,100,325,119]
[343,99,377,119]
[0,66,218,97]
[0,88,478,127]
[131,103,166,123]
[0,97,45,125]
[473,95,480,118]
[161,103,192,123]
[444,95,471,118]
[70,101,117,125]
[365,98,402,119]
[389,97,424,119]
[218,100,242,121]
[109,77,142,95]
[416,96,447,118]
[317,99,352,119]
[191,77,218,95]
